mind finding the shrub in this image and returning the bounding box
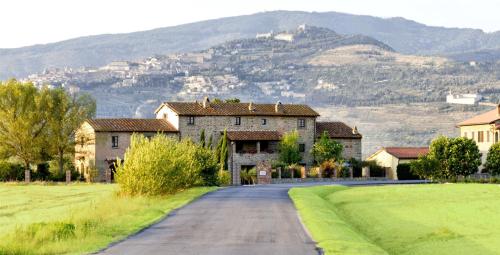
[347,158,362,177]
[410,155,440,180]
[485,143,500,175]
[115,134,207,196]
[364,161,386,177]
[48,156,79,181]
[396,163,421,180]
[217,170,231,186]
[0,161,24,181]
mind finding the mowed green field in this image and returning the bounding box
[0,184,115,236]
[290,184,500,255]
[0,183,216,254]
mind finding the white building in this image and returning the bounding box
[446,93,482,105]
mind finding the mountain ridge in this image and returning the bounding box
[3,10,500,79]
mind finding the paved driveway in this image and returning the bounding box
[98,185,319,255]
[98,180,426,255]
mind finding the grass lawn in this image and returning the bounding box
[289,184,500,255]
[0,183,217,254]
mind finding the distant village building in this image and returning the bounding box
[446,93,482,105]
[256,32,273,39]
[274,33,294,42]
[366,147,429,180]
[457,104,500,168]
[75,97,362,185]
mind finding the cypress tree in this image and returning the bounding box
[220,129,228,171]
[199,129,206,148]
[207,134,213,150]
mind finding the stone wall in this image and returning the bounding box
[76,126,178,182]
[173,115,317,166]
[335,138,362,161]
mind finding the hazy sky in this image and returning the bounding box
[2,0,500,48]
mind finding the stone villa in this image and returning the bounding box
[75,97,362,185]
[457,104,500,167]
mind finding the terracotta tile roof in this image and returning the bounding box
[458,106,500,126]
[86,119,178,132]
[226,131,282,141]
[384,147,429,159]
[316,122,362,139]
[158,101,320,117]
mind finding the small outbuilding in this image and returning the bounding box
[366,147,429,180]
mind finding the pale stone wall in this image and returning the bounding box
[74,122,96,180]
[460,124,499,168]
[229,144,279,185]
[75,124,178,182]
[335,138,362,161]
[156,106,180,130]
[367,150,399,180]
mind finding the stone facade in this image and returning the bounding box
[77,99,362,185]
[336,138,362,161]
[75,120,177,182]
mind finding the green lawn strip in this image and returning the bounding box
[0,184,217,255]
[290,184,500,255]
[289,185,388,255]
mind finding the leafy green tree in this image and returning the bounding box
[411,136,481,180]
[485,143,500,175]
[224,98,240,103]
[199,129,206,148]
[43,87,95,180]
[446,137,481,176]
[410,155,441,180]
[311,131,343,164]
[0,80,47,181]
[278,130,302,166]
[220,129,228,171]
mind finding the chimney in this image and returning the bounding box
[275,101,283,113]
[497,104,500,116]
[248,102,255,112]
[202,96,210,108]
[352,126,359,135]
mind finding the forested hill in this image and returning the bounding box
[25,26,500,118]
[2,10,500,79]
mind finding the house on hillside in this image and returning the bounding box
[366,147,429,180]
[457,104,500,168]
[75,97,362,185]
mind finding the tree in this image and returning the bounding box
[311,131,343,164]
[485,143,500,175]
[207,134,213,150]
[278,130,302,166]
[199,129,206,148]
[411,136,482,180]
[43,87,95,181]
[410,155,441,180]
[0,80,47,182]
[446,137,481,176]
[219,129,228,171]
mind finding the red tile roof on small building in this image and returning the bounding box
[316,122,362,139]
[384,147,429,159]
[86,119,178,132]
[157,101,320,117]
[458,106,500,126]
[226,131,282,141]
